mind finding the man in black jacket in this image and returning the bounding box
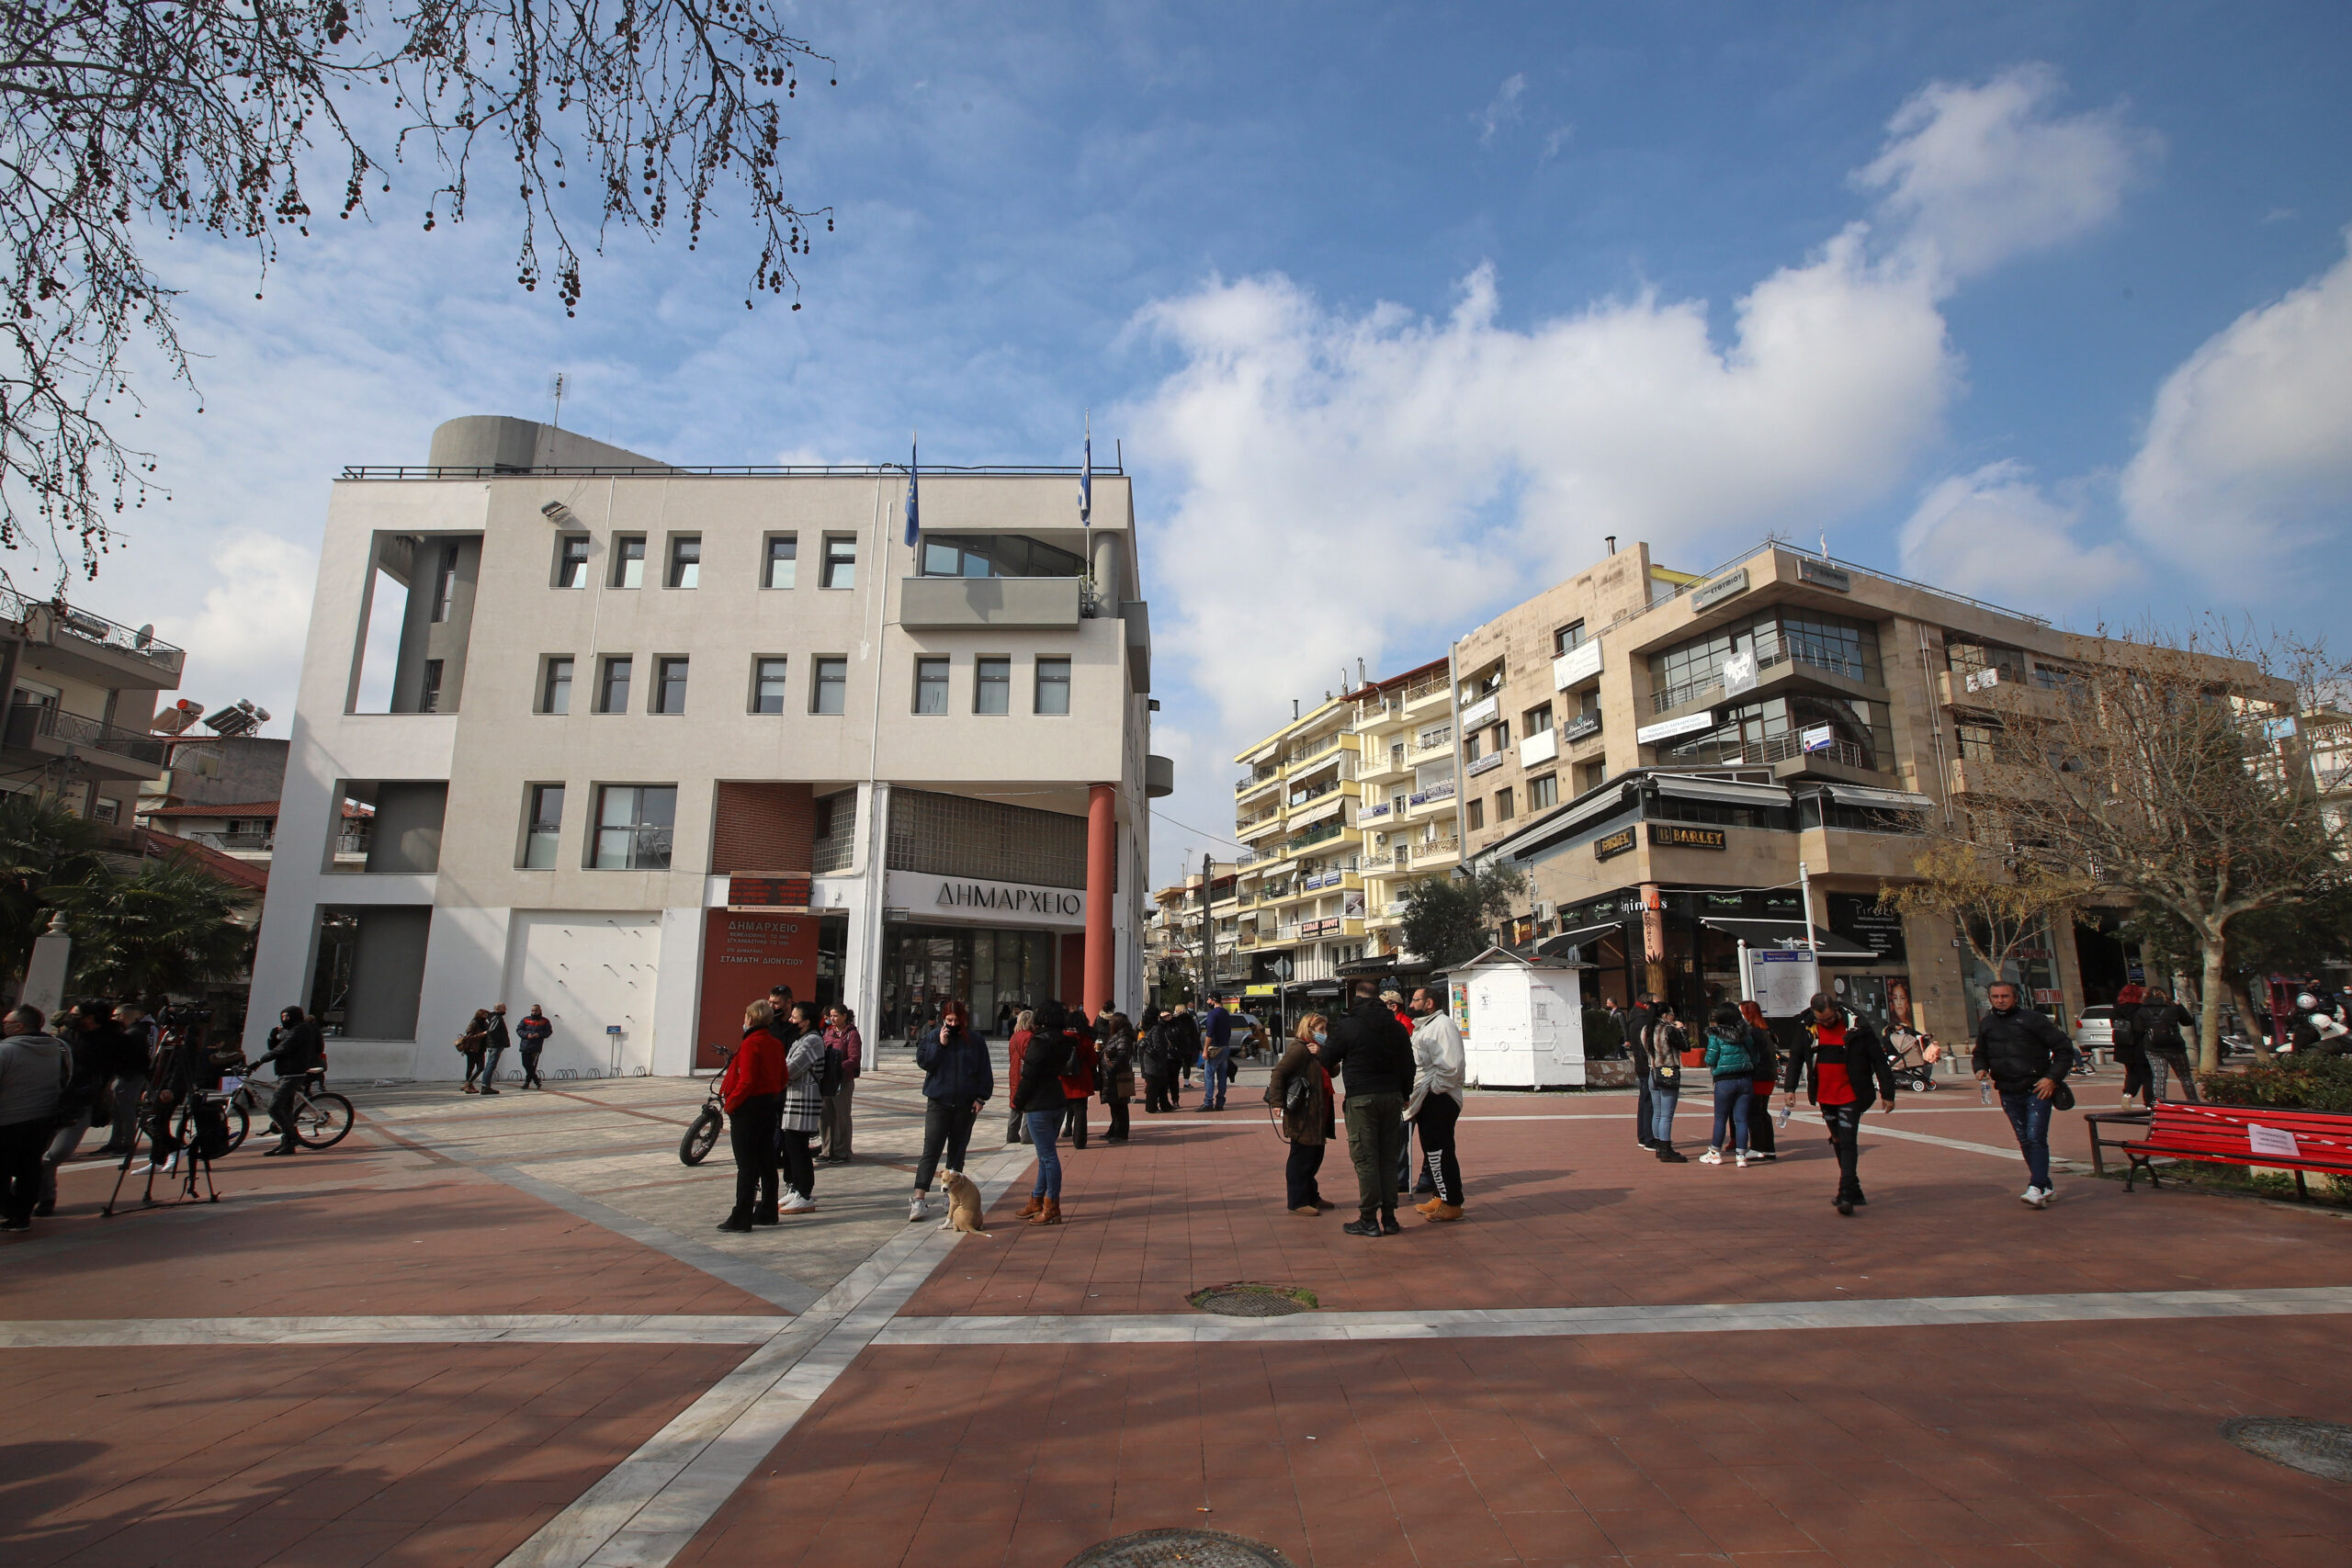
[1622,995,1660,1151]
[1316,978,1413,1236]
[1972,981,2072,1209]
[258,1007,326,1156]
[1780,995,1897,1216]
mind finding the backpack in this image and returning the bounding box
[818,1043,845,1098]
[189,1098,232,1161]
[2138,1005,2185,1052]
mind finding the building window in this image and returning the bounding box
[764,534,797,589]
[820,535,856,590]
[666,535,701,589]
[653,656,689,714]
[914,656,950,714]
[975,656,1011,714]
[1493,721,1510,749]
[597,655,632,713]
[1464,732,1481,762]
[523,784,564,868]
[593,784,675,870]
[419,659,444,713]
[430,544,459,622]
[1523,702,1553,734]
[1554,620,1586,656]
[915,534,1088,580]
[1529,773,1559,811]
[1495,786,1516,821]
[1466,798,1485,830]
[93,798,119,825]
[752,657,789,714]
[611,535,646,589]
[812,656,847,714]
[541,656,573,715]
[556,534,591,588]
[1035,657,1071,716]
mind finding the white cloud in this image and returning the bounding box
[1540,125,1575,163]
[1857,62,2157,283]
[2120,233,2352,577]
[1898,462,2137,603]
[1126,231,1954,750]
[1476,73,1526,146]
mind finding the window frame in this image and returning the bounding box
[520,783,566,868]
[974,655,1011,715]
[590,784,678,871]
[820,534,857,591]
[596,654,633,714]
[1034,656,1072,716]
[811,655,848,715]
[539,655,574,716]
[763,533,798,590]
[913,655,950,715]
[1465,798,1486,830]
[419,658,444,713]
[554,533,592,589]
[751,656,790,715]
[1494,786,1516,822]
[1523,702,1554,734]
[665,534,702,590]
[1528,773,1559,811]
[1553,620,1587,657]
[610,534,647,589]
[651,655,690,715]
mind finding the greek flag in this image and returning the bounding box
[903,434,921,548]
[1078,411,1092,526]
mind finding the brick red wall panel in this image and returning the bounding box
[710,782,816,875]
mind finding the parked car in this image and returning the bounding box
[2071,1005,2122,1067]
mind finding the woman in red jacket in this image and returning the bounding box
[718,999,787,1233]
[1059,1013,1099,1151]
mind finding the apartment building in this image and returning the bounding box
[0,585,184,824]
[1450,539,2193,1038]
[243,415,1165,1080]
[1345,659,1461,959]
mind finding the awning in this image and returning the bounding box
[1533,920,1628,960]
[1701,917,1879,961]
[1810,783,1934,811]
[1287,795,1345,829]
[1651,776,1791,807]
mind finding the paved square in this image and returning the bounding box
[6,1055,2348,1566]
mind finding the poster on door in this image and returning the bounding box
[695,909,818,1069]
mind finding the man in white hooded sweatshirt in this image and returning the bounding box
[1407,985,1467,1222]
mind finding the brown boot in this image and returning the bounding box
[1415,1196,1442,1214]
[1029,1198,1063,1225]
[1429,1201,1464,1222]
[1017,1192,1044,1220]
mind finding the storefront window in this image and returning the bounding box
[1960,914,2066,1031]
[881,924,1057,1039]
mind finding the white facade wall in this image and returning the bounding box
[244,441,1152,1078]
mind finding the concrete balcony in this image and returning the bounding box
[899,575,1080,629]
[3,587,187,688]
[2,702,168,781]
[1403,678,1451,714]
[1935,668,2060,719]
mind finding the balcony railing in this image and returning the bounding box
[0,585,186,672]
[1403,676,1450,705]
[4,702,169,766]
[1647,645,1879,715]
[1407,781,1457,807]
[1284,821,1344,854]
[1284,733,1344,770]
[1670,728,1878,773]
[185,829,276,852]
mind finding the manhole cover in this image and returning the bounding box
[1066,1528,1296,1566]
[1187,1282,1317,1317]
[2222,1417,2352,1482]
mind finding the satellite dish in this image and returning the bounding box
[134,623,154,648]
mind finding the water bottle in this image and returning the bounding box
[1978,1078,1993,1105]
[1774,1102,1792,1130]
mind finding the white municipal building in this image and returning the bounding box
[242,416,1167,1079]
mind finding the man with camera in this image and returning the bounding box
[257,1007,326,1156]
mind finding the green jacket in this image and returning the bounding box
[1702,1027,1755,1079]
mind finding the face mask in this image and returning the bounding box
[1312,1030,1329,1045]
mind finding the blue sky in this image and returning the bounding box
[54,1,2352,884]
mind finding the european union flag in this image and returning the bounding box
[1079,411,1091,527]
[903,434,920,548]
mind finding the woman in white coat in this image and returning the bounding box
[1406,985,1467,1221]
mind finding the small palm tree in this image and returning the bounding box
[0,790,105,979]
[51,852,254,1006]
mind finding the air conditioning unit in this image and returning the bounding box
[1533,900,1555,923]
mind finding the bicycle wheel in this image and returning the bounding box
[679,1107,723,1167]
[292,1090,355,1149]
[222,1100,251,1152]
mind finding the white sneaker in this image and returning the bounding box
[1699,1149,1723,1166]
[2021,1185,2048,1209]
[908,1192,929,1223]
[1735,1153,1749,1168]
[781,1191,816,1213]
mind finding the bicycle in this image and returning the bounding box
[679,1043,735,1166]
[220,1063,355,1151]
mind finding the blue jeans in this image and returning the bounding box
[1024,1108,1063,1200]
[480,1045,505,1087]
[1710,1077,1752,1154]
[1199,1054,1228,1108]
[1649,1089,1679,1145]
[2000,1089,2054,1190]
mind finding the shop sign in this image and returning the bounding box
[1553,639,1602,690]
[1797,558,1852,592]
[1801,724,1836,753]
[1466,751,1504,777]
[886,870,1084,928]
[1722,649,1758,698]
[1826,893,1906,960]
[1593,827,1637,861]
[1690,569,1750,611]
[1300,917,1340,937]
[694,909,816,1070]
[1647,824,1726,851]
[1564,712,1601,742]
[727,874,810,911]
[1459,693,1499,729]
[1636,711,1715,745]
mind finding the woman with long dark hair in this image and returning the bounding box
[776,1000,828,1214]
[1012,999,1077,1224]
[1737,999,1780,1160]
[1098,1012,1136,1143]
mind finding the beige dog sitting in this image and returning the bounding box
[939,1169,989,1236]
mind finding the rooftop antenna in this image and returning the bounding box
[549,373,569,429]
[1357,657,1368,685]
[1292,699,1300,720]
[1605,535,1617,556]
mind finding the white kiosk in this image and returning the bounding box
[1449,945,1588,1089]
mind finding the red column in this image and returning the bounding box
[1084,783,1116,1018]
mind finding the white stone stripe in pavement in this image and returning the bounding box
[876,1285,2352,1346]
[0,1315,783,1348]
[497,1145,1034,1568]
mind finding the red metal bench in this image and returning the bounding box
[2116,1101,2352,1201]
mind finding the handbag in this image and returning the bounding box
[1651,1056,1680,1092]
[2052,1080,2075,1111]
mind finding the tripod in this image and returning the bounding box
[101,1087,220,1216]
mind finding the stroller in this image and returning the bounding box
[1884,1025,1942,1093]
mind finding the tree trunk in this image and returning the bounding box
[2197,939,2228,1075]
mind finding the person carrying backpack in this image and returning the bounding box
[1701,1004,1758,1168]
[2132,988,2199,1104]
